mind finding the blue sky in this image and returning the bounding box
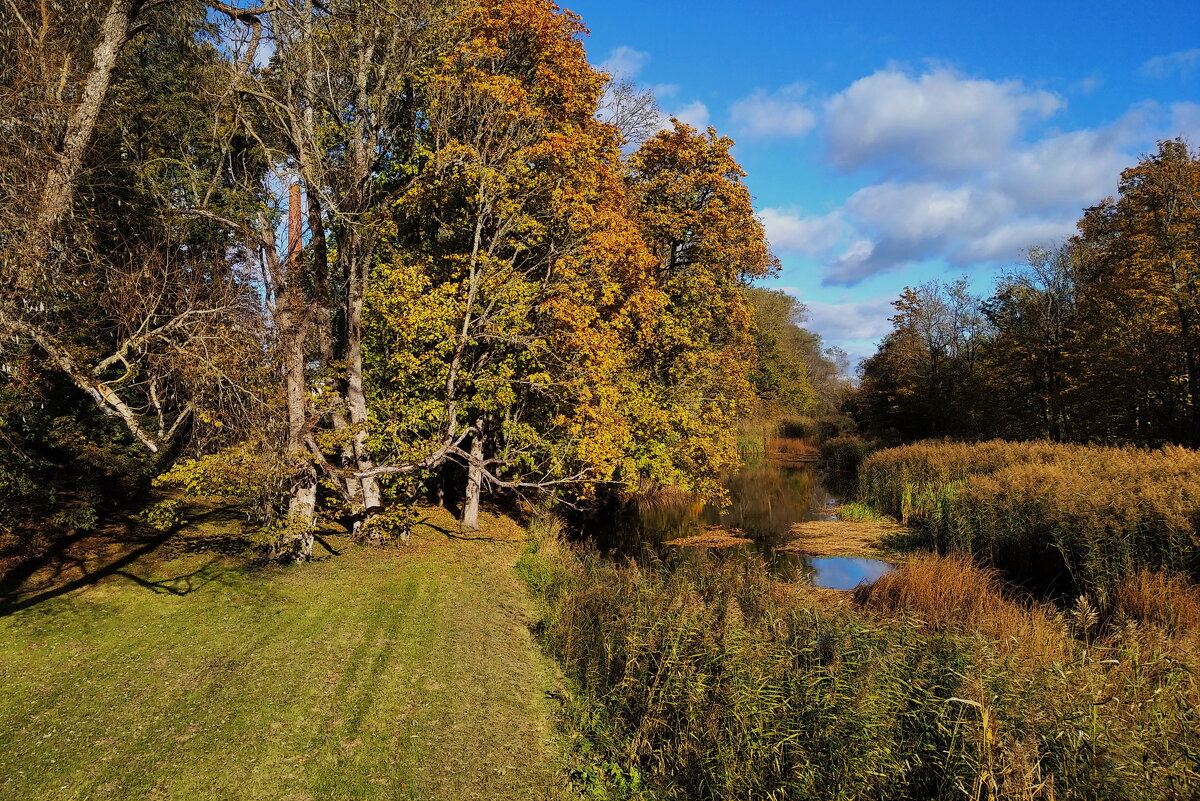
[564,0,1200,364]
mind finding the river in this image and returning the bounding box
[594,460,894,591]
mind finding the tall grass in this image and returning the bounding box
[857,440,1200,599]
[737,415,823,462]
[819,434,877,474]
[521,520,1200,800]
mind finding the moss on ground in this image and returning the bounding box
[0,507,573,801]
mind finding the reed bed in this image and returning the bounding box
[857,440,1200,599]
[1113,568,1200,647]
[766,436,820,461]
[520,520,1200,800]
[819,434,877,474]
[737,415,824,463]
[853,554,1069,663]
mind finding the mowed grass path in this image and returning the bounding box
[0,511,572,801]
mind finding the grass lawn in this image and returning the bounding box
[0,508,573,801]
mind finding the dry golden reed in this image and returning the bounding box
[857,440,1200,598]
[765,436,819,460]
[1114,568,1200,639]
[853,554,1068,662]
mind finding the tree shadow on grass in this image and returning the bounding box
[414,516,505,543]
[0,507,249,617]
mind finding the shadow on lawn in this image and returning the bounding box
[0,507,252,617]
[415,515,506,543]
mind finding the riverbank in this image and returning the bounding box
[521,511,1200,800]
[0,508,573,801]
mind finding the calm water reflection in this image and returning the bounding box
[596,460,892,589]
[809,557,894,590]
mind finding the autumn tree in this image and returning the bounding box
[366,0,661,529]
[854,280,988,439]
[979,245,1080,440]
[1065,140,1200,446]
[743,288,816,416]
[623,122,777,496]
[0,1,269,532]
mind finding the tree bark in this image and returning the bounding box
[281,183,316,559]
[19,0,142,289]
[461,417,485,531]
[344,248,384,539]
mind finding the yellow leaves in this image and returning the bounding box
[197,409,223,428]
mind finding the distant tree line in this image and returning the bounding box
[0,0,838,559]
[853,140,1200,447]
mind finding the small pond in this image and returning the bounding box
[593,459,894,590]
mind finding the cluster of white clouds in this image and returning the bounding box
[823,69,1062,173]
[595,46,1200,362]
[730,84,816,138]
[747,66,1200,285]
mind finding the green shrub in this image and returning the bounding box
[819,434,877,474]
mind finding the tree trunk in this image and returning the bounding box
[340,39,385,541]
[20,0,141,289]
[306,186,364,511]
[461,417,485,531]
[344,247,384,540]
[281,183,316,560]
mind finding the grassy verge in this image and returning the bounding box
[0,507,571,801]
[520,517,1200,801]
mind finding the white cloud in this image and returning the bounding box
[730,84,817,138]
[783,295,898,363]
[599,46,650,81]
[1170,102,1200,141]
[775,287,895,361]
[951,217,1077,264]
[824,178,1086,284]
[994,127,1128,208]
[846,182,1010,244]
[759,209,847,255]
[825,67,1063,173]
[801,297,896,342]
[1141,49,1200,80]
[671,100,710,130]
[824,241,883,285]
[805,71,1170,285]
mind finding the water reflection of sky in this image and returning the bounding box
[809,557,894,591]
[603,463,894,590]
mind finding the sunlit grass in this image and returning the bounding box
[0,510,568,801]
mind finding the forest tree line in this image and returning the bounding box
[0,0,843,560]
[853,139,1200,449]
